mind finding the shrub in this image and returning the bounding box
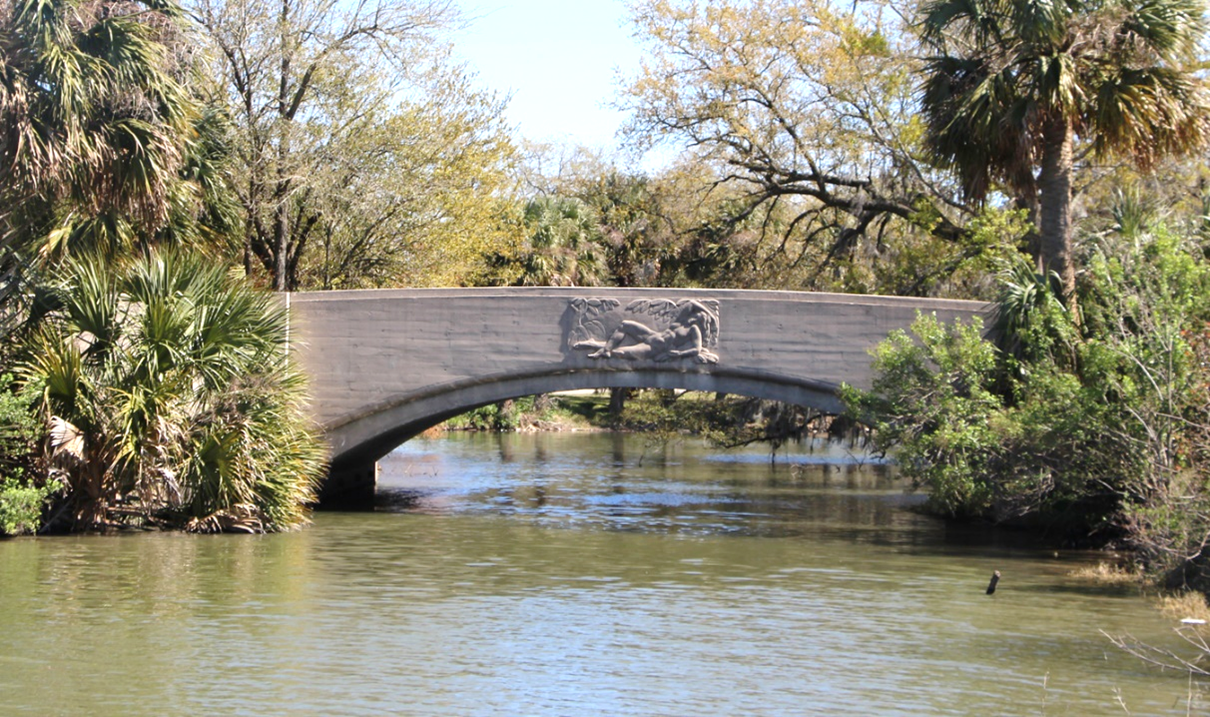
[844,230,1210,546]
[0,474,59,536]
[19,250,326,532]
[841,313,1004,518]
[0,373,53,536]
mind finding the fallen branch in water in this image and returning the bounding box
[1104,627,1210,676]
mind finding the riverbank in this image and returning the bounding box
[437,392,608,433]
[437,390,858,446]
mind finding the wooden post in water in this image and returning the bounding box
[986,570,1001,595]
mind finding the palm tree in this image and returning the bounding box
[0,0,197,263]
[919,0,1210,299]
[22,249,325,531]
[515,196,607,287]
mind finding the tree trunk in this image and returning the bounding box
[273,198,289,291]
[1037,117,1076,299]
[243,237,253,278]
[1011,195,1041,272]
[608,387,629,420]
[272,0,292,292]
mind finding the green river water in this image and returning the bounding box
[0,432,1202,715]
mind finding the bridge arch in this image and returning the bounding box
[288,287,988,506]
[327,367,845,468]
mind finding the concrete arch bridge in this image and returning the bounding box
[287,288,988,506]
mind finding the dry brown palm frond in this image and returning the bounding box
[184,503,265,534]
[48,415,86,464]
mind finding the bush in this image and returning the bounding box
[0,474,59,536]
[845,229,1210,550]
[841,314,1005,519]
[445,396,569,432]
[19,250,326,532]
[0,373,52,536]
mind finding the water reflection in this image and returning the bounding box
[0,432,1202,716]
[378,433,923,541]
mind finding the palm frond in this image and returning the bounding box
[18,248,325,530]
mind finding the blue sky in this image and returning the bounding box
[454,1,642,149]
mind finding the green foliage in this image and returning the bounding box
[482,196,607,288]
[576,172,671,288]
[622,0,976,288]
[661,195,781,289]
[501,149,1023,299]
[845,307,1136,529]
[842,314,1003,518]
[1078,227,1210,583]
[19,249,325,532]
[849,206,1032,299]
[593,390,825,459]
[445,394,613,432]
[0,374,38,464]
[993,252,1078,370]
[0,373,54,536]
[0,0,208,262]
[0,475,53,536]
[846,223,1210,553]
[446,403,507,432]
[919,0,1210,295]
[193,0,517,290]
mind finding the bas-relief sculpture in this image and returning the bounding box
[568,298,720,364]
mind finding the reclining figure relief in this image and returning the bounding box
[568,298,720,364]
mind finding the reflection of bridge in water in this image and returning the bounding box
[287,288,988,506]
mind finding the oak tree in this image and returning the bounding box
[621,0,976,286]
[188,0,517,290]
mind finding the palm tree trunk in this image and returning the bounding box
[1038,117,1076,299]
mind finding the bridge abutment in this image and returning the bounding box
[318,461,378,510]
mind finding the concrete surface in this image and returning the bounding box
[287,287,990,504]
